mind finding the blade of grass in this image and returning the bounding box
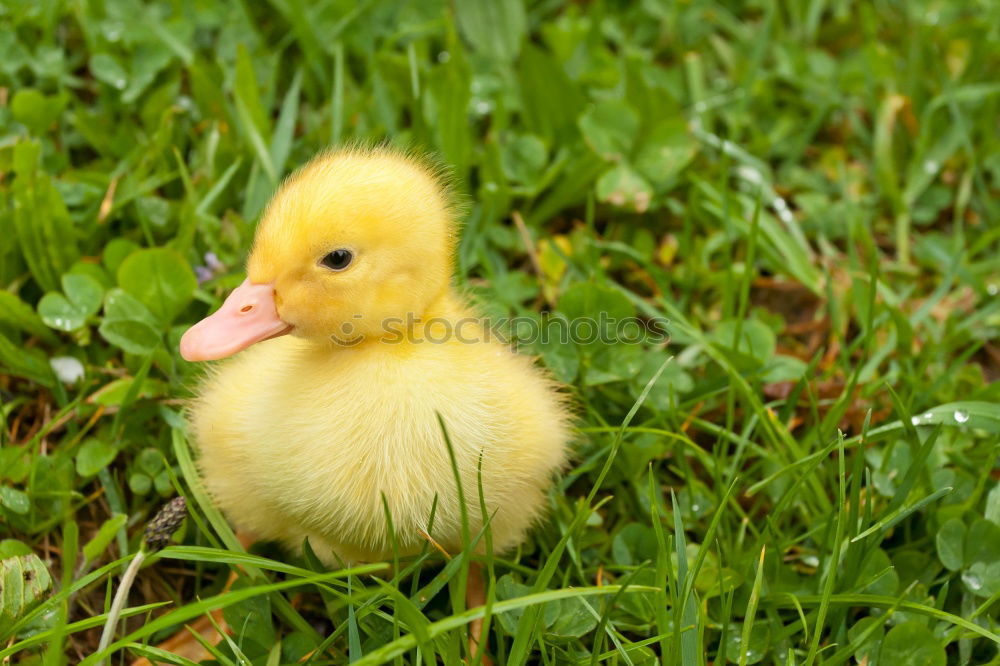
[671,490,698,666]
[738,546,766,666]
[804,432,848,665]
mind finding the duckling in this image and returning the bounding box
[180,147,571,636]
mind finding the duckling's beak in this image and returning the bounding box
[180,278,293,362]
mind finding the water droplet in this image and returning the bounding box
[923,159,939,175]
[911,416,921,426]
[736,165,763,185]
[437,51,450,64]
[962,570,983,591]
[954,409,970,424]
[988,284,999,296]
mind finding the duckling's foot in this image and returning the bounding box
[466,562,494,666]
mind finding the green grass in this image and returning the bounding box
[2,0,1000,663]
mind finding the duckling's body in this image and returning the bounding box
[191,302,568,563]
[183,148,570,566]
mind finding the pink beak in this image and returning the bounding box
[180,278,293,362]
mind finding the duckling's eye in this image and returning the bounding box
[321,249,353,271]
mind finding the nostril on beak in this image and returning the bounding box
[240,304,254,313]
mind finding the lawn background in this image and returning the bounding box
[1,0,999,664]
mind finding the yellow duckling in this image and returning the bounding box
[180,147,571,571]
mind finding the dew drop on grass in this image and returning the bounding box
[736,165,763,184]
[962,570,983,592]
[954,409,970,424]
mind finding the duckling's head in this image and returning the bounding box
[181,147,456,361]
